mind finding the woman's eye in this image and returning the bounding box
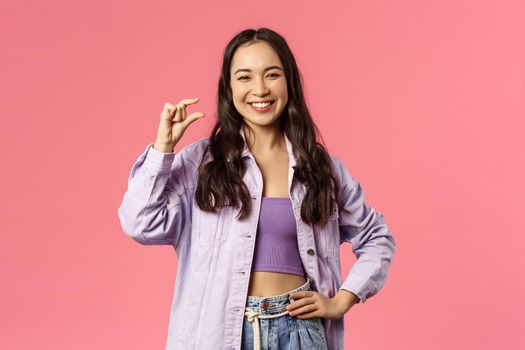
[238,73,280,81]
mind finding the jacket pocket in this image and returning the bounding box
[316,207,340,257]
[195,204,233,246]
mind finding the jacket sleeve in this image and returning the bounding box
[335,159,396,304]
[117,143,197,252]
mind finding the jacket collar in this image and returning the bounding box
[239,126,298,168]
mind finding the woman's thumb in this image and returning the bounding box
[184,112,206,127]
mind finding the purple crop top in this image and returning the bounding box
[251,197,306,276]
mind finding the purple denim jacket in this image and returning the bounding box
[117,127,396,349]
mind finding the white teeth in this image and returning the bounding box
[251,102,272,108]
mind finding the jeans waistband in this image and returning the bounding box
[245,277,311,316]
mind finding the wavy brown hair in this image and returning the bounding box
[195,27,339,228]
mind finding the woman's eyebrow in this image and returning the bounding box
[234,66,283,75]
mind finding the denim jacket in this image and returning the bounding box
[117,127,396,350]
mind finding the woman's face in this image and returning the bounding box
[230,40,288,130]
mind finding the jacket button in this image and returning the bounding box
[307,248,315,255]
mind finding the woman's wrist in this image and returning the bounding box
[153,142,175,153]
[334,289,360,314]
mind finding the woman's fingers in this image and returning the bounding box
[287,297,314,312]
[161,103,175,120]
[155,97,204,147]
[178,97,200,107]
[289,303,318,317]
[173,105,182,122]
[183,111,206,127]
[161,98,199,121]
[176,97,200,121]
[180,103,186,122]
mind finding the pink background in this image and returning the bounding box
[1,0,524,349]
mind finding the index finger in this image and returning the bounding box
[177,97,200,109]
[289,291,315,299]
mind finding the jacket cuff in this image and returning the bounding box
[338,273,377,304]
[144,143,176,173]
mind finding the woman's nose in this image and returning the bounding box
[253,77,270,95]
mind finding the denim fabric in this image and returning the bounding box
[242,277,328,350]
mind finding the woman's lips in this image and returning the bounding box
[249,101,275,112]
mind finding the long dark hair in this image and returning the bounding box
[195,27,339,228]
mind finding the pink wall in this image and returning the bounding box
[1,0,524,348]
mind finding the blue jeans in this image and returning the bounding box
[242,277,328,350]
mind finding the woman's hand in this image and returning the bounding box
[153,97,206,152]
[286,290,359,320]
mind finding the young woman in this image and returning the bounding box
[118,27,396,350]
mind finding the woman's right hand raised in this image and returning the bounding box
[153,97,205,153]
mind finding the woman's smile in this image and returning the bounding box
[249,100,275,112]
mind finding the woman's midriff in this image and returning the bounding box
[247,271,307,297]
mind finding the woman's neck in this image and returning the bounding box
[242,124,286,156]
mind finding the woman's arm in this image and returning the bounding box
[335,159,397,304]
[117,142,200,252]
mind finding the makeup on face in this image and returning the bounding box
[230,41,288,123]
